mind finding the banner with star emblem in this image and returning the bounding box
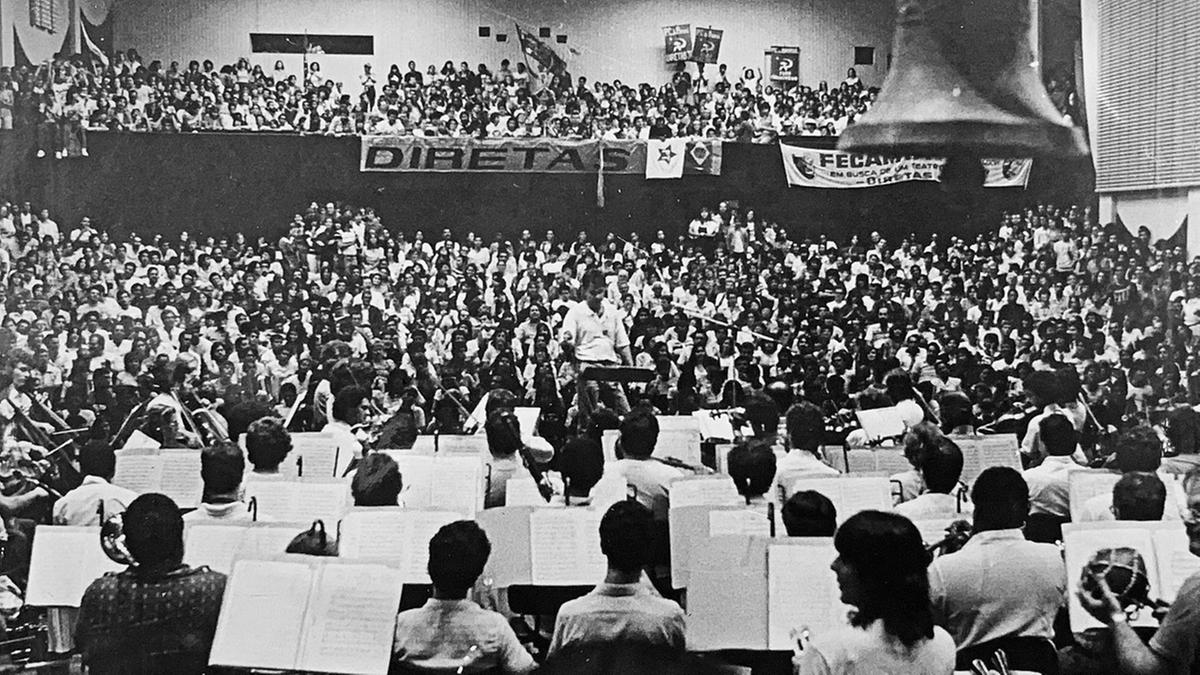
[780,143,1032,189]
[646,139,686,179]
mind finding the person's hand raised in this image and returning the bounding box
[1078,570,1126,626]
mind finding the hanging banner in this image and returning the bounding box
[692,27,723,64]
[361,137,645,173]
[981,158,1034,188]
[663,24,692,64]
[766,46,800,83]
[780,143,1032,189]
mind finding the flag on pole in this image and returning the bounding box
[515,24,567,76]
[645,139,686,179]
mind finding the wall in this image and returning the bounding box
[1099,189,1199,256]
[105,0,894,92]
[0,130,1094,247]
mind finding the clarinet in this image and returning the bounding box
[516,441,555,502]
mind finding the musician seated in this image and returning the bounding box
[351,453,403,507]
[1112,472,1167,521]
[548,501,685,657]
[242,416,292,480]
[184,442,253,522]
[893,433,970,519]
[928,468,1065,655]
[553,429,606,507]
[774,402,840,500]
[1078,426,1185,521]
[1022,413,1085,520]
[598,410,683,521]
[322,385,369,477]
[392,521,535,673]
[891,422,937,505]
[485,388,554,464]
[220,399,277,443]
[728,439,777,514]
[781,490,837,537]
[53,440,137,526]
[76,494,227,675]
[483,409,534,509]
[741,393,783,443]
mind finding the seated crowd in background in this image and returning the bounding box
[0,51,889,142]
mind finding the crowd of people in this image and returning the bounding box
[0,50,885,148]
[1,189,1198,673]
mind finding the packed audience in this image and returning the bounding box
[2,192,1199,673]
[0,51,880,146]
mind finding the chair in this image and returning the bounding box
[956,635,1060,675]
[399,584,433,611]
[1024,514,1068,544]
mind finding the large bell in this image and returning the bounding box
[839,0,1088,158]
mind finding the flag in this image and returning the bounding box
[683,140,723,175]
[645,139,686,179]
[692,27,723,64]
[80,19,110,67]
[515,24,567,75]
[663,24,692,63]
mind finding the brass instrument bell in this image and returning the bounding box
[839,0,1088,159]
[100,512,136,566]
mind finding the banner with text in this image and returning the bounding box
[663,24,692,63]
[692,27,723,64]
[780,144,1032,189]
[646,139,724,179]
[361,137,646,173]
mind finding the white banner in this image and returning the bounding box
[780,143,1032,189]
[646,139,686,179]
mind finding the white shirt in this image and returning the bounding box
[321,419,362,478]
[52,475,138,526]
[774,449,841,500]
[561,300,629,363]
[1022,455,1085,518]
[894,492,970,520]
[796,619,956,675]
[183,501,255,522]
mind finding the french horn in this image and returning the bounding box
[100,512,136,566]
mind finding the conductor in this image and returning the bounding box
[561,269,633,425]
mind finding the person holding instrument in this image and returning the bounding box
[561,269,633,426]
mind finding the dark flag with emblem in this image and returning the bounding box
[683,140,723,175]
[515,24,567,76]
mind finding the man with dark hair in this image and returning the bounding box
[929,467,1065,657]
[727,439,776,507]
[244,416,293,476]
[350,452,403,506]
[1022,413,1084,519]
[557,431,606,505]
[185,442,251,522]
[561,268,632,425]
[740,392,780,439]
[76,493,227,674]
[604,409,681,520]
[782,490,837,537]
[774,402,839,499]
[1079,426,1182,521]
[894,435,968,519]
[53,440,137,525]
[549,501,684,655]
[219,399,276,442]
[322,384,369,476]
[1021,369,1082,466]
[483,408,532,508]
[1112,472,1167,521]
[393,521,534,673]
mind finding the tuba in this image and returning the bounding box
[100,512,136,566]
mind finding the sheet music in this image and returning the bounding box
[709,509,771,537]
[1063,525,1160,631]
[209,560,314,670]
[955,434,1021,482]
[121,429,160,450]
[245,481,349,525]
[298,564,403,675]
[112,449,162,494]
[669,477,740,508]
[692,410,736,442]
[854,407,906,441]
[654,429,703,465]
[529,509,605,585]
[1151,528,1200,602]
[506,478,547,507]
[289,432,338,479]
[767,542,848,649]
[27,527,123,607]
[184,524,246,575]
[432,435,488,455]
[1068,471,1122,522]
[429,457,482,518]
[845,449,911,475]
[239,523,310,560]
[789,477,892,524]
[513,407,540,436]
[159,449,203,507]
[387,454,434,508]
[339,510,459,583]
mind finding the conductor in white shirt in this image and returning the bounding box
[561,269,633,425]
